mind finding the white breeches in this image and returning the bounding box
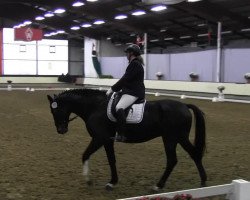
[115,94,138,111]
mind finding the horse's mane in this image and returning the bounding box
[57,88,106,99]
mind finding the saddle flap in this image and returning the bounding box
[107,92,146,124]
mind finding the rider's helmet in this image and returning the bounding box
[124,44,141,56]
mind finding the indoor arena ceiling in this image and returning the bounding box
[0,0,250,49]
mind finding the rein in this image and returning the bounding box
[68,115,78,123]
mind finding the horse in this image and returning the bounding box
[47,88,207,191]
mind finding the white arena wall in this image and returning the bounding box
[0,76,60,84]
[82,78,250,97]
[1,77,250,97]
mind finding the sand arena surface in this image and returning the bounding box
[0,89,249,200]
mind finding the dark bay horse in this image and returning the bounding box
[47,89,207,191]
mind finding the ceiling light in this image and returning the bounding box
[71,26,80,30]
[132,10,146,16]
[73,19,81,23]
[81,23,92,28]
[57,30,65,34]
[164,37,173,40]
[221,31,232,34]
[38,7,47,11]
[16,23,25,28]
[93,20,105,25]
[160,29,167,32]
[87,0,98,2]
[180,35,192,39]
[50,32,57,36]
[44,33,51,37]
[44,12,54,17]
[13,25,23,29]
[150,39,159,42]
[198,33,208,37]
[197,23,206,27]
[241,28,250,32]
[54,8,66,14]
[24,20,32,25]
[151,5,167,12]
[35,16,45,21]
[72,1,85,7]
[187,0,202,2]
[142,0,185,4]
[107,37,111,40]
[114,15,128,20]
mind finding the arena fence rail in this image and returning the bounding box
[1,83,250,104]
[117,179,250,200]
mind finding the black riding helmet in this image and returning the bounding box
[124,44,141,56]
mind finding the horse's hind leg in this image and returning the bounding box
[179,138,207,187]
[155,137,178,191]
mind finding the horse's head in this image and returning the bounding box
[47,94,70,134]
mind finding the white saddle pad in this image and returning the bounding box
[107,93,146,124]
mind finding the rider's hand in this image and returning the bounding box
[106,88,113,96]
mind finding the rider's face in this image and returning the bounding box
[126,52,130,60]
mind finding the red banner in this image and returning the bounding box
[0,28,3,75]
[14,28,43,41]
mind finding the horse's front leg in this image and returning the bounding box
[82,139,103,185]
[104,140,118,191]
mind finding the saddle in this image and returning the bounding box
[107,92,146,124]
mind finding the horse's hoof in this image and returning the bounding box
[151,186,160,193]
[86,180,93,186]
[105,183,114,191]
[201,182,207,187]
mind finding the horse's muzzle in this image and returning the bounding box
[57,126,68,134]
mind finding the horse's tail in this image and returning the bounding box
[187,104,206,159]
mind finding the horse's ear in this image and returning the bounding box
[47,95,53,103]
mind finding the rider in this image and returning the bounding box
[106,44,145,142]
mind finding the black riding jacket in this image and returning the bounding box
[111,58,145,99]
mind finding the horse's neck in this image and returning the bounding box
[69,95,107,120]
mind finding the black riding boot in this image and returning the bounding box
[115,108,127,142]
